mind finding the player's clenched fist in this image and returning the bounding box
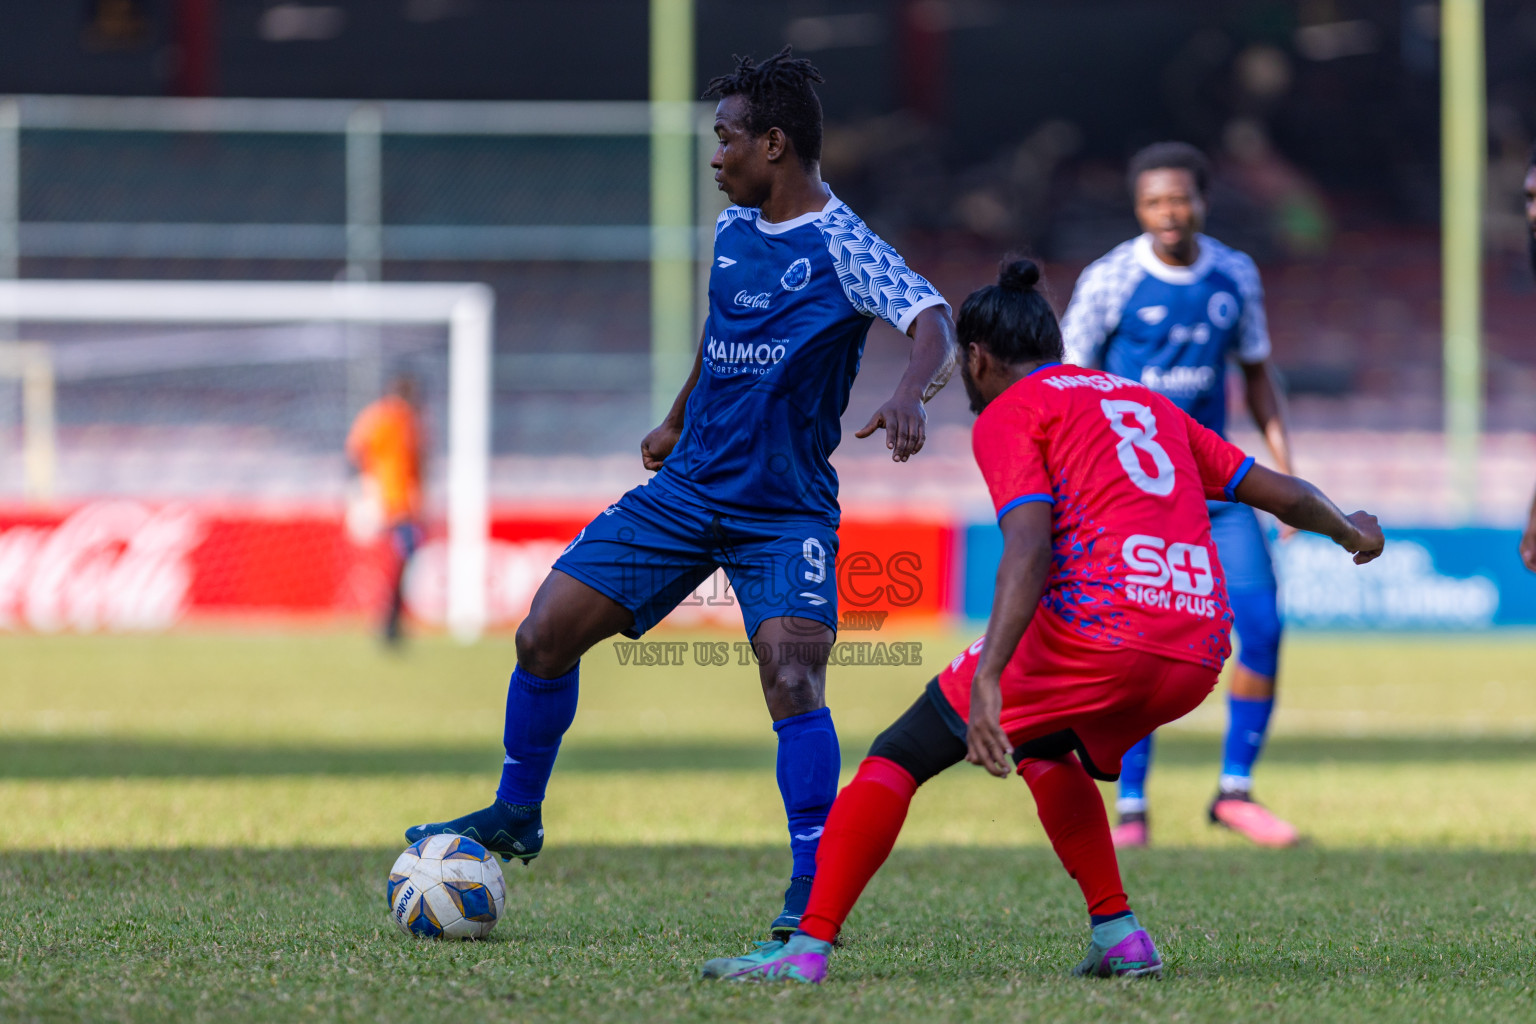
[1343,511,1384,564]
[641,421,681,471]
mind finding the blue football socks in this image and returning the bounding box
[496,662,580,806]
[1116,734,1154,814]
[1220,694,1275,793]
[773,707,840,878]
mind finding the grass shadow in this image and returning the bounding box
[0,732,1531,779]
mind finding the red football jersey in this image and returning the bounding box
[972,363,1254,669]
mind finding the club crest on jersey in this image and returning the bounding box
[1207,291,1238,328]
[780,257,812,292]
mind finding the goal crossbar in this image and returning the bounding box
[0,279,494,642]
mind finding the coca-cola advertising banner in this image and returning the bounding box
[0,503,954,633]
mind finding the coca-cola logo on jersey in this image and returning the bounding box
[0,502,204,632]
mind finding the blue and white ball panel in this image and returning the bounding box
[438,836,494,862]
[445,881,498,923]
[404,851,442,887]
[421,883,465,936]
[387,874,442,938]
[387,836,504,940]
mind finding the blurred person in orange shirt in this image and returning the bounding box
[347,376,425,644]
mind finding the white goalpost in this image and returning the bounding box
[0,279,494,642]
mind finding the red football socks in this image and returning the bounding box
[1018,756,1130,917]
[798,756,917,943]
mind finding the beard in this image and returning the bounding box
[960,358,986,414]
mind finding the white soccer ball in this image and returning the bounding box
[387,834,507,939]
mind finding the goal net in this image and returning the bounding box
[0,279,491,640]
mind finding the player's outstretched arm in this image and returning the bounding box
[1519,487,1536,573]
[1240,360,1294,475]
[964,501,1053,777]
[1233,464,1383,565]
[641,336,705,471]
[854,306,958,463]
[1240,360,1298,539]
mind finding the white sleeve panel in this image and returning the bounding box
[819,211,949,334]
[715,206,755,239]
[1060,260,1116,368]
[1220,248,1272,363]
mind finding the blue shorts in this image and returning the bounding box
[553,480,840,639]
[1207,500,1282,677]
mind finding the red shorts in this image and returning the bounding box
[936,609,1218,777]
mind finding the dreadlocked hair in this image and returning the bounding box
[703,46,825,168]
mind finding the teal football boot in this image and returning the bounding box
[1072,913,1164,979]
[700,932,831,983]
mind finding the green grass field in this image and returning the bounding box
[2,628,1534,1022]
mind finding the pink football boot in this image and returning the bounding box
[1110,811,1149,849]
[1209,792,1299,847]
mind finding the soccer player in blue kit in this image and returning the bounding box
[1061,142,1299,848]
[406,48,959,937]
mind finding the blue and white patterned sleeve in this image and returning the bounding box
[1225,249,1272,363]
[819,210,949,334]
[715,205,754,239]
[1060,259,1115,368]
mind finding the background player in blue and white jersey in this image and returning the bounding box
[406,49,959,937]
[1061,141,1299,848]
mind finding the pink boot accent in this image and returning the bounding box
[1210,797,1299,847]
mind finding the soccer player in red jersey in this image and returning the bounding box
[700,259,1383,984]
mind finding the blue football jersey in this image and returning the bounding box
[653,192,948,521]
[1060,233,1270,436]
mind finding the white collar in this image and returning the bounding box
[1133,232,1214,284]
[755,189,839,235]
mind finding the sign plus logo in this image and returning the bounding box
[1166,543,1213,596]
[1121,534,1214,596]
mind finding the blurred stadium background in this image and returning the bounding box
[0,1,1533,638]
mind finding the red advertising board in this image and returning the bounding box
[0,502,955,633]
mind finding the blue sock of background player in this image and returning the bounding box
[1218,588,1282,797]
[1220,691,1274,791]
[1115,734,1154,826]
[771,707,840,936]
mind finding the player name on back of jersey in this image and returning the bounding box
[1038,366,1217,403]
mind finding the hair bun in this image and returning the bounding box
[999,258,1041,292]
